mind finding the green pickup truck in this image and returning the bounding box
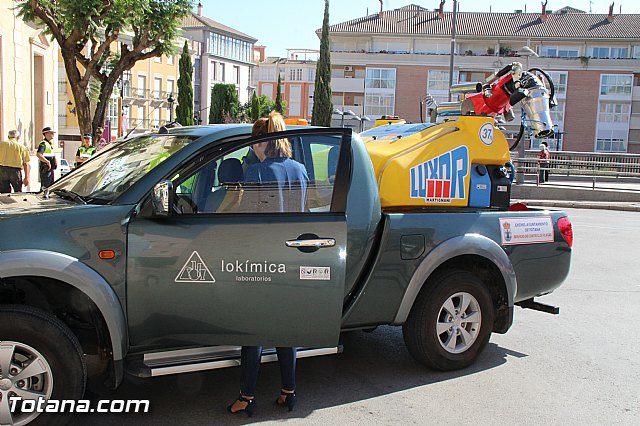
[0,125,572,425]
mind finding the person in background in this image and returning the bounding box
[75,133,96,168]
[538,141,551,184]
[37,127,57,189]
[227,112,306,417]
[0,130,30,193]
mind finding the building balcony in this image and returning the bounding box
[331,51,640,72]
[332,77,365,94]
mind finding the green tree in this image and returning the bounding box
[311,0,333,127]
[250,92,260,121]
[258,96,276,118]
[209,84,239,124]
[275,74,284,114]
[16,0,193,140]
[176,40,194,126]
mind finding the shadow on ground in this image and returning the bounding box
[72,326,526,425]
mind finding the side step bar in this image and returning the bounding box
[516,298,560,315]
[127,345,343,378]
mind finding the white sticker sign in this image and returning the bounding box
[175,251,216,283]
[479,123,494,146]
[499,216,554,245]
[300,266,331,280]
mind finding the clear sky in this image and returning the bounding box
[199,0,640,58]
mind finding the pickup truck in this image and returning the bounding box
[0,125,572,425]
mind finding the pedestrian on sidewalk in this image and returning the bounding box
[538,142,550,183]
[37,127,57,189]
[0,130,30,193]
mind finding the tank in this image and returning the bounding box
[364,115,511,209]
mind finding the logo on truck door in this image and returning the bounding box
[175,251,216,283]
[410,146,469,203]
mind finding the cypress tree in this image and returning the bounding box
[250,91,260,121]
[311,0,333,127]
[209,84,239,123]
[176,40,194,126]
[275,74,284,114]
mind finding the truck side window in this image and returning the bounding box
[173,134,342,214]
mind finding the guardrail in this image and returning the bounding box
[513,150,640,189]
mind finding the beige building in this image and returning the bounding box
[0,4,61,189]
[254,48,318,122]
[327,4,640,153]
[58,39,195,161]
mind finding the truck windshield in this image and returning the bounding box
[49,134,196,202]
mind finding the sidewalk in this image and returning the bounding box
[511,178,640,212]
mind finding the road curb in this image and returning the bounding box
[513,199,640,212]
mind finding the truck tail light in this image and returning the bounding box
[557,216,573,248]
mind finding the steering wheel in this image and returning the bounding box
[174,194,198,214]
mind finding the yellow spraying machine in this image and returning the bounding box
[364,62,556,210]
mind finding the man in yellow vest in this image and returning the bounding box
[75,133,96,168]
[37,126,57,189]
[0,130,30,193]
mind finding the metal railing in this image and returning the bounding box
[513,150,640,189]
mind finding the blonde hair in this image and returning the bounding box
[251,111,291,158]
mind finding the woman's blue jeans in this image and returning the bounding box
[240,346,296,396]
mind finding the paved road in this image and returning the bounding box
[73,208,640,426]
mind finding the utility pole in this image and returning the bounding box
[447,0,458,101]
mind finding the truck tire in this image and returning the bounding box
[0,305,86,426]
[403,270,494,371]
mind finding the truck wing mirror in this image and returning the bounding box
[151,180,174,216]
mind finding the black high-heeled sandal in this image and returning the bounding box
[276,390,297,411]
[227,394,256,417]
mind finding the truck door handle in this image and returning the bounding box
[286,238,336,248]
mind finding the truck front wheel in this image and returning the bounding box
[403,270,494,371]
[0,305,86,426]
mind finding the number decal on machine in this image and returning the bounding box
[479,123,494,146]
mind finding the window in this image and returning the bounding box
[600,74,633,96]
[218,63,226,82]
[262,83,273,100]
[540,46,579,57]
[589,46,628,59]
[167,80,175,98]
[154,56,161,63]
[261,67,276,81]
[173,133,344,214]
[210,32,253,62]
[427,69,459,92]
[633,46,640,59]
[234,66,240,85]
[137,75,147,98]
[365,68,396,89]
[598,102,630,123]
[596,136,627,152]
[153,108,161,129]
[154,77,163,99]
[107,99,118,126]
[289,68,303,81]
[210,61,217,81]
[365,94,395,117]
[167,55,174,65]
[548,71,568,96]
[137,105,147,128]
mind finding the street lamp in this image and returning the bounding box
[167,93,175,123]
[333,108,356,127]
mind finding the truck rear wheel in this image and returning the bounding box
[403,270,494,371]
[0,305,86,426]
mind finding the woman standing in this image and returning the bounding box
[227,112,307,416]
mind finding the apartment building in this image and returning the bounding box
[0,7,58,151]
[0,6,60,190]
[254,49,318,121]
[326,4,640,153]
[181,4,257,123]
[58,39,193,160]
